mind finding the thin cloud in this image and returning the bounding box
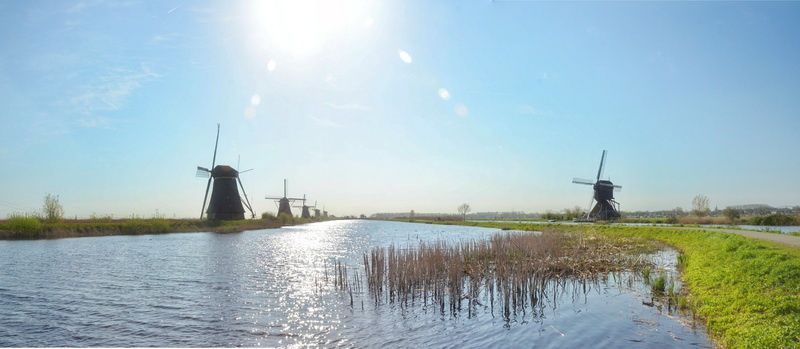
[325,102,371,111]
[310,115,342,128]
[518,104,539,116]
[68,64,159,126]
[151,33,180,44]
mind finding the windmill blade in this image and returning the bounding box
[239,168,254,174]
[572,178,595,185]
[237,177,255,219]
[200,176,212,219]
[211,123,220,170]
[585,194,594,220]
[196,166,211,178]
[596,150,607,181]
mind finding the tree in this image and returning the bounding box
[563,206,585,220]
[722,207,741,223]
[43,193,64,222]
[692,194,710,217]
[674,207,685,216]
[457,203,471,221]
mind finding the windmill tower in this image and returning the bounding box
[572,150,622,221]
[292,195,314,219]
[265,179,303,216]
[196,124,255,220]
[313,201,321,218]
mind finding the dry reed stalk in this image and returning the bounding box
[356,231,655,318]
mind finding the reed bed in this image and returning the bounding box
[358,231,656,318]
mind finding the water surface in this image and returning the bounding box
[0,220,710,347]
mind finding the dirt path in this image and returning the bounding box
[668,226,800,248]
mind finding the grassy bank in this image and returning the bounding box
[411,219,800,349]
[0,216,326,240]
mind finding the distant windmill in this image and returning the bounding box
[196,124,255,220]
[292,194,315,219]
[265,179,304,216]
[313,201,321,218]
[572,150,622,221]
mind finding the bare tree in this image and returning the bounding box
[457,203,471,221]
[43,193,64,222]
[692,194,710,217]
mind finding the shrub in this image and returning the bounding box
[42,193,64,223]
[3,215,44,238]
[261,212,277,221]
[278,212,294,224]
[750,214,796,226]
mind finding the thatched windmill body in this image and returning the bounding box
[196,124,255,220]
[572,150,622,221]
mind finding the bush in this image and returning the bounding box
[43,193,64,223]
[3,215,44,237]
[278,212,294,224]
[261,212,277,221]
[750,214,796,226]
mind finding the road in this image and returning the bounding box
[670,226,800,248]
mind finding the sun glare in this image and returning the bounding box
[249,0,372,58]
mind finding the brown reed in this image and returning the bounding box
[360,230,656,318]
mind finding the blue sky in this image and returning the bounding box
[1,1,799,218]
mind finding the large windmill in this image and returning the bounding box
[572,150,622,221]
[196,124,255,220]
[265,179,304,216]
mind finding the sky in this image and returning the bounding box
[1,0,799,218]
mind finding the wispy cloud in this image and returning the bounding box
[67,64,159,127]
[518,104,540,116]
[309,115,342,128]
[66,0,139,14]
[151,33,181,44]
[325,102,371,111]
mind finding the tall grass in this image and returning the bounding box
[2,214,43,238]
[360,231,656,318]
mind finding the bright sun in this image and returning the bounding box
[248,0,373,58]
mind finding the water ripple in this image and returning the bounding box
[0,220,711,347]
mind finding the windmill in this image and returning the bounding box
[292,195,315,219]
[196,124,255,220]
[572,150,622,221]
[313,201,321,218]
[265,179,304,216]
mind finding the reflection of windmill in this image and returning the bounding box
[196,124,255,220]
[572,150,622,221]
[265,179,303,216]
[292,195,315,219]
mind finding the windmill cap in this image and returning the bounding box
[212,165,238,177]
